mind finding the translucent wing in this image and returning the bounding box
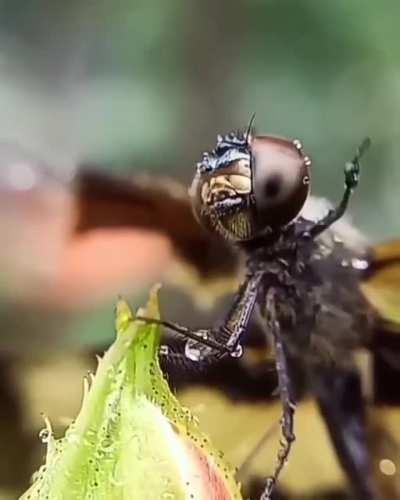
[360,240,400,330]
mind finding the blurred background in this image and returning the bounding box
[0,0,399,498]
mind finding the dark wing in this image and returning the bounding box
[0,154,242,355]
[75,169,238,278]
[0,158,240,311]
[290,203,400,497]
[72,169,241,308]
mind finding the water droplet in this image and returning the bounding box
[159,345,169,356]
[293,139,303,150]
[351,258,369,270]
[185,340,201,361]
[184,339,213,362]
[333,234,343,244]
[379,458,396,476]
[230,344,243,358]
[38,428,50,443]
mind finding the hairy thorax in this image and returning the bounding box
[241,219,375,366]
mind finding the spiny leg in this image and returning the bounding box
[307,137,371,238]
[136,316,231,355]
[261,289,296,500]
[158,342,221,375]
[137,272,263,362]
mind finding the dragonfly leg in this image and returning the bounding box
[157,342,222,373]
[307,138,371,238]
[260,289,297,500]
[136,315,232,354]
[137,272,263,362]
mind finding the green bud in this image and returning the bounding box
[20,286,242,500]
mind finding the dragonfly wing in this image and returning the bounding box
[360,240,400,330]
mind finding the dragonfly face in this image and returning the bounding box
[190,132,311,241]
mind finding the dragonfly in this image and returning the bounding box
[131,128,399,500]
[0,128,399,499]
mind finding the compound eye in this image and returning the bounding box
[252,137,310,227]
